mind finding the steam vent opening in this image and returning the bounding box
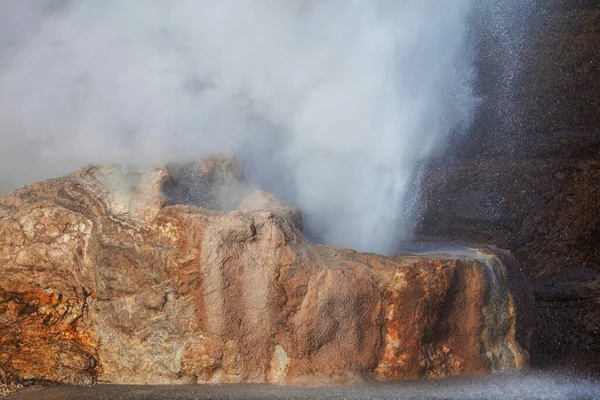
[164,155,250,211]
[163,155,305,232]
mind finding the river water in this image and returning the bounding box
[8,372,600,400]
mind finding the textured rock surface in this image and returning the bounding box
[0,382,22,398]
[238,190,304,232]
[0,159,529,385]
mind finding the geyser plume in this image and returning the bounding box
[0,0,477,254]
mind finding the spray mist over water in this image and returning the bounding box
[0,0,478,254]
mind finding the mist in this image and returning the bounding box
[0,0,477,254]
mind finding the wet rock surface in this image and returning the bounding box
[0,158,529,385]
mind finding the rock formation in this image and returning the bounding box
[0,157,529,385]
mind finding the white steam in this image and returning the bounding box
[0,0,477,254]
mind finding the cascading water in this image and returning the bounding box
[469,0,534,155]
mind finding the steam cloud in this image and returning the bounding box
[0,0,477,254]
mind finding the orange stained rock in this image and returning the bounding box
[0,160,531,385]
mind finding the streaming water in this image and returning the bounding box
[8,372,600,400]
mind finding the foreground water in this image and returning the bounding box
[8,372,600,400]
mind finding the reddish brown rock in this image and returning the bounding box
[0,160,530,385]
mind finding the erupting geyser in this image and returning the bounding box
[0,0,486,254]
[7,0,598,398]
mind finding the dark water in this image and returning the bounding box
[9,372,600,400]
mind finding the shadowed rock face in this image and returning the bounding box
[419,1,600,370]
[0,158,529,385]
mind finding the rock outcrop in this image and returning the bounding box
[0,158,529,385]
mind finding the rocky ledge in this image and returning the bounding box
[0,157,530,385]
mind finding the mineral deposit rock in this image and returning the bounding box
[238,190,304,232]
[0,158,530,385]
